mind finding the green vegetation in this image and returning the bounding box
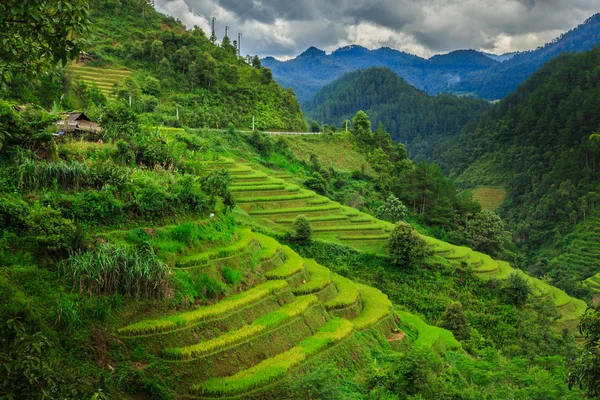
[162,295,319,360]
[351,284,392,330]
[117,280,288,336]
[472,186,507,211]
[192,318,354,397]
[293,260,331,295]
[398,310,462,350]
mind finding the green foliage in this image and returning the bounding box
[376,194,408,223]
[467,210,511,256]
[292,215,313,244]
[59,241,168,298]
[0,0,90,81]
[351,111,373,145]
[200,168,235,211]
[388,223,431,267]
[0,318,89,399]
[26,204,77,253]
[304,171,328,195]
[570,307,600,398]
[502,273,533,306]
[222,267,244,286]
[437,302,471,341]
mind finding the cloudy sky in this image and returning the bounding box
[154,0,600,59]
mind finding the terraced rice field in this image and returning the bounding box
[66,63,132,98]
[221,161,587,332]
[472,186,507,211]
[117,228,396,397]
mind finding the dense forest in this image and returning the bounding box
[263,13,600,102]
[438,44,600,297]
[304,67,491,161]
[5,0,307,131]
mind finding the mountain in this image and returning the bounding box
[481,51,520,63]
[304,67,491,160]
[438,44,600,297]
[263,13,600,102]
[456,13,600,99]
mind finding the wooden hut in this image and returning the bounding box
[56,112,101,134]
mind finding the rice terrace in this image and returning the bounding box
[2,0,600,399]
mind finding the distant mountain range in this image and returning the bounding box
[262,13,600,102]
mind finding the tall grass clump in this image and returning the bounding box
[59,242,169,298]
[17,158,89,190]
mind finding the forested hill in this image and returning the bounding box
[438,44,600,296]
[7,0,307,131]
[304,67,491,161]
[263,13,600,102]
[455,13,600,99]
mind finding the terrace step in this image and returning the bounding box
[190,318,354,397]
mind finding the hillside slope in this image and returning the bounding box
[304,67,491,160]
[263,14,600,102]
[438,44,600,298]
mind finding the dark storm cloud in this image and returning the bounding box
[154,0,600,58]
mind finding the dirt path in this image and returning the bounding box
[387,331,405,342]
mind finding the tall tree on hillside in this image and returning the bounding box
[570,307,600,398]
[151,39,165,69]
[352,111,373,146]
[0,0,90,81]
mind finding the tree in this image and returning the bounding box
[175,46,192,74]
[261,67,273,84]
[251,55,262,69]
[304,172,328,195]
[0,0,90,81]
[310,121,321,133]
[438,302,470,341]
[292,215,312,244]
[570,307,600,398]
[501,273,532,306]
[151,39,165,69]
[388,223,430,267]
[26,204,76,253]
[369,148,393,181]
[467,210,511,256]
[376,195,408,223]
[352,110,373,146]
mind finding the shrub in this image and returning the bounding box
[502,273,532,306]
[376,194,408,223]
[98,100,139,139]
[196,274,226,298]
[116,139,135,164]
[388,223,430,267]
[72,189,123,225]
[438,302,471,341]
[26,204,76,253]
[292,215,312,244]
[304,172,327,195]
[247,131,274,157]
[0,194,29,228]
[222,267,244,286]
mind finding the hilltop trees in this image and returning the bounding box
[292,215,312,244]
[352,111,374,145]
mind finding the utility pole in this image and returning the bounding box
[129,96,132,108]
[176,107,179,121]
[210,17,216,43]
[238,33,242,57]
[346,120,348,132]
[225,26,229,38]
[252,115,255,131]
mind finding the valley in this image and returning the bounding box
[2,0,600,399]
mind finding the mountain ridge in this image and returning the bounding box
[263,13,600,102]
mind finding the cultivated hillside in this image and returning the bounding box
[263,13,600,102]
[304,67,491,160]
[438,44,600,298]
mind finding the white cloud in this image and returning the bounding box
[154,0,600,58]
